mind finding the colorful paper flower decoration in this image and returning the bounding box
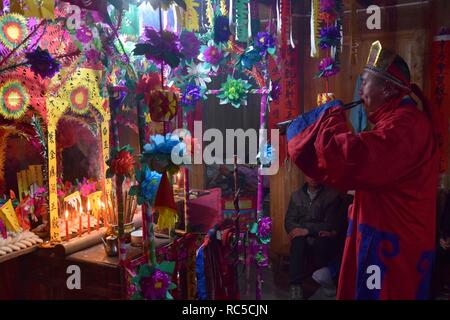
[69,86,90,114]
[106,145,136,178]
[181,83,203,112]
[240,46,262,70]
[317,57,340,78]
[0,14,29,50]
[134,27,182,69]
[320,0,336,12]
[136,73,162,99]
[142,134,184,174]
[198,40,226,72]
[0,80,29,119]
[214,16,231,43]
[318,26,341,49]
[255,32,276,55]
[185,61,211,89]
[257,217,272,244]
[130,165,162,206]
[180,31,201,61]
[217,76,252,108]
[146,89,178,122]
[131,262,177,300]
[25,47,61,79]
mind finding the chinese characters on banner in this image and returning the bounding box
[269,46,301,162]
[430,35,450,173]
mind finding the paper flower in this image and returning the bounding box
[180,31,200,61]
[106,145,135,178]
[0,14,29,51]
[0,80,29,119]
[214,15,231,43]
[146,89,178,122]
[141,269,170,300]
[320,0,336,13]
[142,134,184,174]
[130,165,162,205]
[217,76,252,108]
[26,47,61,79]
[136,73,162,97]
[198,41,226,72]
[257,217,272,244]
[85,49,100,63]
[186,61,212,88]
[181,84,202,111]
[318,26,341,49]
[76,25,93,44]
[317,57,340,78]
[134,27,182,68]
[131,262,176,300]
[240,47,262,70]
[255,32,276,55]
[319,12,337,24]
[79,179,97,197]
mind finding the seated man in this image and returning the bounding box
[284,176,344,300]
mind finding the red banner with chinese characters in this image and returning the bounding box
[269,46,301,162]
[430,35,450,173]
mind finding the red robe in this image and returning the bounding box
[288,97,439,299]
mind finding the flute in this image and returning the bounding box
[277,100,363,135]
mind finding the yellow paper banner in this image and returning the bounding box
[10,0,55,20]
[184,0,200,32]
[0,200,21,232]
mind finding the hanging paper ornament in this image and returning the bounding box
[69,86,90,114]
[146,89,179,122]
[235,0,249,42]
[25,47,61,79]
[155,172,178,231]
[184,0,200,32]
[0,13,29,51]
[217,76,252,108]
[0,80,29,119]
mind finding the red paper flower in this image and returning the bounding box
[110,150,135,177]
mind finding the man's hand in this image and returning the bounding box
[318,230,337,238]
[440,237,450,250]
[288,228,309,240]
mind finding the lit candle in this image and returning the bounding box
[79,206,83,237]
[87,199,91,234]
[65,210,69,241]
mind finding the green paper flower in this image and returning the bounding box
[217,76,252,108]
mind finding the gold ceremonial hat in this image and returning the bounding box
[364,41,411,91]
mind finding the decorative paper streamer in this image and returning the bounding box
[280,0,290,55]
[220,0,227,15]
[228,0,233,30]
[184,0,200,32]
[235,0,249,42]
[206,0,214,28]
[310,0,319,58]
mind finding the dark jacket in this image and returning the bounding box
[284,184,343,236]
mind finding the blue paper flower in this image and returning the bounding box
[140,167,162,204]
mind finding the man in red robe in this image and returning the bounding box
[287,41,440,299]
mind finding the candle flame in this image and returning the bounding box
[65,210,69,219]
[87,199,91,211]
